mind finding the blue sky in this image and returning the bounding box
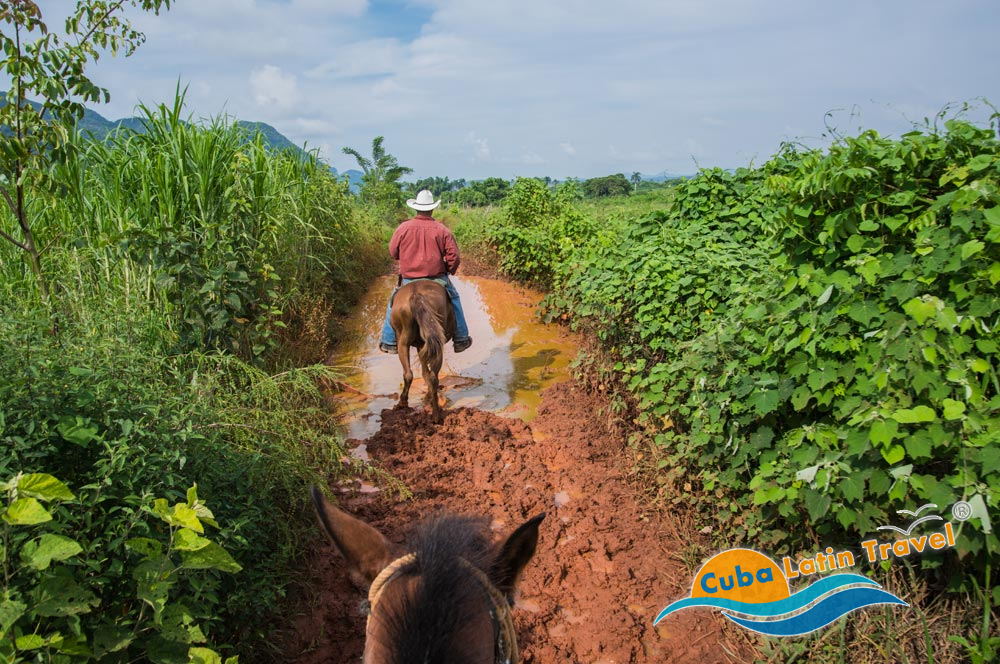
[35,0,1000,180]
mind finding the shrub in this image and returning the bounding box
[485,118,1000,584]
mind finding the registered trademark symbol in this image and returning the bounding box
[952,501,972,522]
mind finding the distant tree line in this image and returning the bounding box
[402,173,652,208]
[340,135,667,218]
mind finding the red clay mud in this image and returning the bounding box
[288,381,755,663]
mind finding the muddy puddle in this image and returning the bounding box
[328,274,578,438]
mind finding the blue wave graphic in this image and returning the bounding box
[654,574,877,625]
[723,587,908,636]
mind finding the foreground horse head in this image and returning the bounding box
[311,486,544,663]
[390,280,455,424]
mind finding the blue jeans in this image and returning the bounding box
[380,276,470,346]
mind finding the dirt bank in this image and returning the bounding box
[289,380,756,663]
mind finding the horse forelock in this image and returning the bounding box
[369,515,500,664]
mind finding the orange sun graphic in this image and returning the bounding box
[690,548,789,604]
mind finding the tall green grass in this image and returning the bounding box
[0,92,387,661]
[3,92,386,362]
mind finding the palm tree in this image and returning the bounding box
[630,172,642,191]
[342,136,413,193]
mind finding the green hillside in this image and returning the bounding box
[2,95,316,163]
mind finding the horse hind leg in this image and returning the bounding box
[420,351,443,424]
[397,344,413,409]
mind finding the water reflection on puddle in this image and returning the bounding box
[329,275,577,439]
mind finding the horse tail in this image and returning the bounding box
[411,291,445,369]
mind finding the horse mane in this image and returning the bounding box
[377,514,497,664]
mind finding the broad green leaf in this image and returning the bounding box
[15,634,47,650]
[967,154,994,172]
[179,542,242,573]
[21,534,83,570]
[903,297,937,325]
[748,388,780,416]
[126,537,163,559]
[904,432,932,459]
[3,497,52,525]
[881,444,906,465]
[16,474,75,501]
[807,366,837,392]
[848,300,880,326]
[189,647,224,664]
[93,625,133,656]
[134,558,174,620]
[984,205,1000,225]
[980,446,1000,476]
[31,575,99,617]
[870,419,899,448]
[884,214,907,231]
[156,604,208,645]
[837,507,858,528]
[56,417,100,448]
[153,498,170,520]
[169,504,204,533]
[0,598,27,635]
[891,405,937,424]
[942,398,966,420]
[960,239,985,260]
[173,528,211,552]
[803,489,832,521]
[840,475,865,503]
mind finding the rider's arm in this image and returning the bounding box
[443,230,461,275]
[389,226,403,260]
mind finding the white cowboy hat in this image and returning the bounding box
[406,189,441,211]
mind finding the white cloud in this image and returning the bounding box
[291,0,368,17]
[466,133,492,161]
[307,39,405,79]
[36,0,1000,179]
[521,151,545,165]
[295,117,338,134]
[250,65,299,110]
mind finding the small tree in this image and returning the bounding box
[0,0,172,301]
[630,171,641,191]
[342,136,413,221]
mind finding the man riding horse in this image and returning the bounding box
[379,189,473,354]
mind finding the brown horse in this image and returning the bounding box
[311,487,544,663]
[389,279,455,423]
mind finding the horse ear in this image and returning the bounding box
[311,486,395,587]
[492,513,545,594]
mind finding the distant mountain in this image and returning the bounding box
[76,107,315,161]
[0,96,316,165]
[75,107,371,188]
[341,169,364,190]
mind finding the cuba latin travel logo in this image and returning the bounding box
[653,548,907,636]
[655,505,967,636]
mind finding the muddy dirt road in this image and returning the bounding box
[288,275,755,663]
